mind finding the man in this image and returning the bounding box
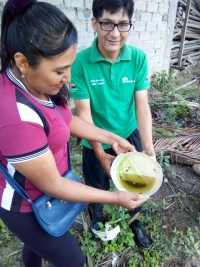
[70,0,155,248]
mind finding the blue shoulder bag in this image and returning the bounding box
[0,105,87,236]
[0,147,87,236]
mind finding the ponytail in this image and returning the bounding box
[0,0,78,106]
[1,0,36,73]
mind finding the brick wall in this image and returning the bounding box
[0,0,178,78]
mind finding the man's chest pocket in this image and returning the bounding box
[117,82,135,103]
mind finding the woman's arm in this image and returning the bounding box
[69,114,135,155]
[12,150,148,210]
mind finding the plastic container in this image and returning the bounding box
[110,152,163,197]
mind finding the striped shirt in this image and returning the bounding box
[0,69,72,212]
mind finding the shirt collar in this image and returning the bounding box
[90,37,131,63]
[6,68,54,108]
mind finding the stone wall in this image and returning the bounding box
[0,0,179,78]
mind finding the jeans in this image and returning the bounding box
[0,207,86,267]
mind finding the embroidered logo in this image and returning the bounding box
[122,77,128,82]
[90,79,105,86]
[121,77,135,83]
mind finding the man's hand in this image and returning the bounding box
[142,148,156,161]
[111,138,136,155]
[101,153,115,176]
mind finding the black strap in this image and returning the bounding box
[54,104,71,170]
[0,163,32,203]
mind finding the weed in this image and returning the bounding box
[0,219,8,233]
[157,150,170,169]
[177,86,200,101]
[150,68,199,129]
[151,69,174,94]
[79,200,173,266]
[153,127,176,137]
[197,214,200,224]
[172,227,200,257]
[193,197,200,205]
[0,219,11,245]
[177,144,183,150]
[71,154,82,165]
[174,102,194,119]
[2,259,15,267]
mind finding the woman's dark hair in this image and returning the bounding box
[0,0,78,106]
[92,0,134,20]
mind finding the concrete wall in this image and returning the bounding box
[0,0,178,78]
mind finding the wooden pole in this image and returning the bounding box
[178,0,192,66]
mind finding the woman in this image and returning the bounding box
[0,1,148,266]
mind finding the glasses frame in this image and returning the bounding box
[96,19,132,32]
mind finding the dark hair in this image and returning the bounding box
[0,0,78,106]
[92,0,134,20]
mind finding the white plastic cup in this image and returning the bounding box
[110,152,163,197]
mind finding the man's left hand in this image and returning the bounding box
[101,153,116,176]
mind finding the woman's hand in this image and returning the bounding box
[111,138,136,155]
[113,191,149,210]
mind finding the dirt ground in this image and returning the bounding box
[148,63,200,267]
[0,163,199,267]
[154,164,200,267]
[172,64,200,88]
[0,64,200,267]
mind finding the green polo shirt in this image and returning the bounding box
[70,37,150,149]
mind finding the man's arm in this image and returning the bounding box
[135,90,156,159]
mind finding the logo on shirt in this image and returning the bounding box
[121,77,135,83]
[90,79,105,86]
[70,83,77,93]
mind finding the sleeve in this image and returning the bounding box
[135,53,150,91]
[0,122,49,163]
[70,57,90,100]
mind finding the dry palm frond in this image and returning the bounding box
[153,124,200,137]
[169,151,200,165]
[153,135,200,165]
[154,136,200,151]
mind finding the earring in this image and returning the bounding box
[21,73,25,78]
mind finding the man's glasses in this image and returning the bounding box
[96,19,132,32]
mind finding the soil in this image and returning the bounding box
[154,164,200,267]
[172,64,199,85]
[0,64,200,267]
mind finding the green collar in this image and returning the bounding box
[90,37,131,63]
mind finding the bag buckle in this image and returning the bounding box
[46,201,52,209]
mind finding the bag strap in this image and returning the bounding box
[54,103,72,170]
[0,163,32,203]
[67,143,71,170]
